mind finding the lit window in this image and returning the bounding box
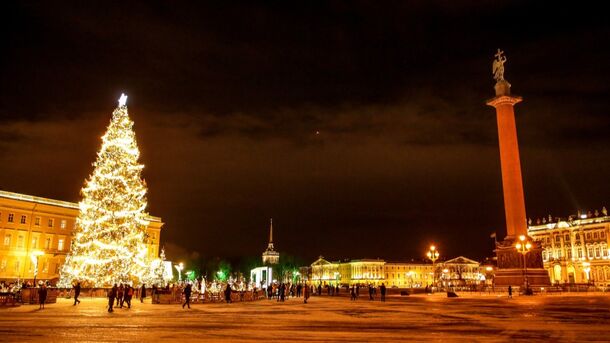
[60,220,67,229]
[48,219,54,227]
[31,237,38,249]
[58,239,64,251]
[578,248,583,258]
[45,238,51,249]
[42,261,48,273]
[35,217,40,226]
[17,235,24,248]
[567,250,572,259]
[0,259,6,271]
[14,260,20,272]
[20,215,26,224]
[8,213,14,223]
[3,234,11,246]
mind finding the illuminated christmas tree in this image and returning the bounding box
[59,94,150,287]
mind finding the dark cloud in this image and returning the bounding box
[0,2,609,262]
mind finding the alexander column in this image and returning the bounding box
[487,49,550,288]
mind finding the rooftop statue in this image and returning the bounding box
[493,49,507,82]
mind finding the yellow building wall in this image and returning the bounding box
[0,190,163,282]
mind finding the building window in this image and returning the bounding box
[0,259,6,271]
[567,249,572,259]
[587,233,591,240]
[578,248,583,258]
[588,247,594,258]
[42,261,48,273]
[35,217,40,226]
[575,234,581,242]
[20,215,26,224]
[602,232,607,239]
[565,234,570,243]
[596,247,601,258]
[48,219,54,227]
[58,239,64,251]
[543,251,548,261]
[31,237,38,249]
[8,213,14,223]
[594,232,599,240]
[4,234,11,246]
[555,235,561,243]
[14,260,20,272]
[45,238,51,249]
[60,220,67,229]
[17,235,24,248]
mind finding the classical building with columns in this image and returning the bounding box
[310,257,437,288]
[528,208,610,287]
[0,190,163,283]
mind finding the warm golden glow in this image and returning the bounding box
[59,95,163,287]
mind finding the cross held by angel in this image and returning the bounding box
[493,49,507,81]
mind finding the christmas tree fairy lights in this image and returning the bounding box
[59,94,153,287]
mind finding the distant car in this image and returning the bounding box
[391,285,398,288]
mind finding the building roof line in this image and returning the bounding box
[0,189,162,222]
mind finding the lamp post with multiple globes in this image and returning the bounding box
[426,245,439,288]
[515,235,532,292]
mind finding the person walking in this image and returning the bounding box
[279,283,286,302]
[380,283,386,302]
[117,284,124,308]
[182,283,192,309]
[350,286,357,301]
[108,284,117,313]
[125,285,133,308]
[140,284,147,303]
[508,285,513,299]
[368,285,374,300]
[38,284,47,309]
[73,282,81,305]
[224,283,232,303]
[303,282,310,304]
[296,283,302,298]
[317,283,322,296]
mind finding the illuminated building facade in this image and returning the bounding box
[528,208,610,287]
[261,218,279,265]
[310,257,434,287]
[251,219,279,288]
[0,190,163,282]
[438,256,483,287]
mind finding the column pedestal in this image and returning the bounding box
[494,237,550,287]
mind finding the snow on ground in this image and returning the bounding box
[2,293,610,342]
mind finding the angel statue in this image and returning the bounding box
[492,49,507,81]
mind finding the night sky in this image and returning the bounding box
[1,2,609,264]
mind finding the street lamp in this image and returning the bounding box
[427,245,440,288]
[515,235,532,292]
[30,251,44,286]
[175,262,184,282]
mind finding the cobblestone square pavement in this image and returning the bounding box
[2,293,610,342]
